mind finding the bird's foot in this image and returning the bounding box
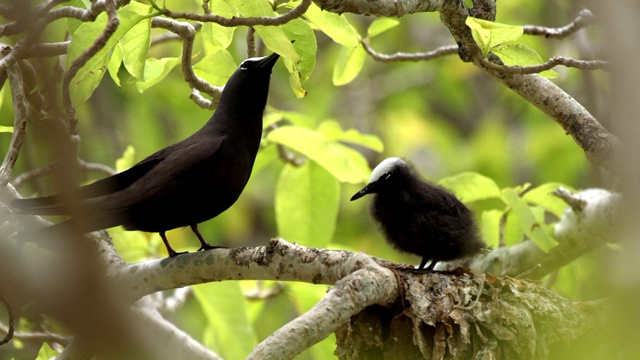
[197,244,226,252]
[403,267,436,274]
[168,249,188,257]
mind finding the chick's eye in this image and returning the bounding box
[382,173,392,181]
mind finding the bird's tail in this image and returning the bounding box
[13,219,99,253]
[12,196,74,215]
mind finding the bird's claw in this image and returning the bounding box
[197,244,226,252]
[168,250,188,257]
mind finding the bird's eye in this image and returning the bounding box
[382,173,392,180]
[240,61,256,70]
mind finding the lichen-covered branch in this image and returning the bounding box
[313,0,445,17]
[468,188,619,279]
[0,182,613,358]
[248,266,398,359]
[335,271,608,359]
[110,238,377,302]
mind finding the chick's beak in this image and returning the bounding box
[350,185,371,201]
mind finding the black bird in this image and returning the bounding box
[12,52,281,257]
[351,157,485,271]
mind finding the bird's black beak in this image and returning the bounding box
[350,185,371,201]
[257,52,281,69]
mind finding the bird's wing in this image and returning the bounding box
[420,186,467,216]
[103,134,227,208]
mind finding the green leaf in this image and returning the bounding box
[109,226,152,263]
[201,1,237,54]
[333,43,366,86]
[107,44,123,87]
[135,56,181,92]
[502,188,558,251]
[523,182,574,218]
[481,209,502,248]
[265,108,316,129]
[119,14,151,80]
[275,161,340,247]
[367,18,400,38]
[438,172,502,202]
[36,342,60,360]
[493,43,558,79]
[304,2,359,47]
[115,145,136,171]
[226,0,299,62]
[67,2,156,105]
[266,125,370,184]
[317,120,383,152]
[0,125,13,133]
[193,282,258,359]
[0,85,5,111]
[281,18,317,98]
[465,17,523,57]
[193,50,237,87]
[528,205,558,252]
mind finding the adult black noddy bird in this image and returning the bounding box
[351,157,485,271]
[12,52,281,257]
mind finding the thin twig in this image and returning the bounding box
[163,0,311,27]
[0,323,71,347]
[151,23,201,47]
[247,27,256,58]
[0,64,28,185]
[362,39,458,62]
[12,159,116,189]
[152,17,222,106]
[189,88,215,109]
[523,9,595,39]
[24,41,69,58]
[244,281,285,300]
[0,295,15,346]
[481,56,608,75]
[553,186,587,213]
[62,0,120,135]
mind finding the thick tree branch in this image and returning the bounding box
[324,1,617,172]
[313,0,444,16]
[1,181,614,358]
[469,188,619,279]
[248,265,398,359]
[480,64,617,170]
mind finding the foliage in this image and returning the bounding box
[0,0,606,358]
[466,17,558,78]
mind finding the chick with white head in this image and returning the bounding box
[351,157,485,271]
